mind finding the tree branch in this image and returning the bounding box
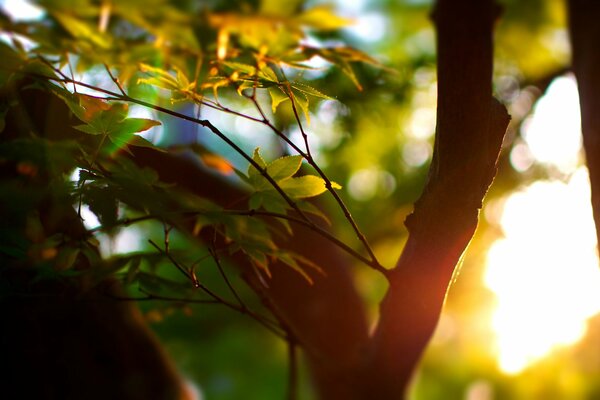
[363,0,510,396]
[127,146,371,398]
[568,0,600,248]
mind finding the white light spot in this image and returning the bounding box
[522,75,582,173]
[1,0,45,21]
[402,140,431,167]
[79,204,101,231]
[509,141,535,172]
[407,107,436,140]
[345,13,387,43]
[484,168,600,374]
[347,168,396,201]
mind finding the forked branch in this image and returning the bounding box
[363,0,510,396]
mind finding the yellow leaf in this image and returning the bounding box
[296,6,353,31]
[268,87,289,113]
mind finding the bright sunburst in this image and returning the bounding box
[484,76,600,374]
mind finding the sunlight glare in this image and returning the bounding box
[485,168,600,374]
[0,0,45,21]
[521,75,582,173]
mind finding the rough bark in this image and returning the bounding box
[568,0,600,247]
[363,0,510,397]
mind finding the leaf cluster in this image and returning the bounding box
[0,0,384,302]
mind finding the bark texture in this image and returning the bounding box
[0,0,514,397]
[568,0,600,247]
[364,0,509,396]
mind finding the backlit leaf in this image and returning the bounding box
[113,118,161,136]
[52,11,111,48]
[290,89,310,123]
[291,82,334,100]
[296,6,352,30]
[267,155,302,181]
[126,135,164,151]
[268,87,289,113]
[248,147,267,178]
[279,175,327,198]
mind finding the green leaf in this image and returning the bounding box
[174,65,190,88]
[247,147,267,178]
[291,81,334,100]
[69,94,113,124]
[297,201,331,225]
[258,65,279,82]
[267,155,302,181]
[52,12,111,48]
[262,193,292,234]
[126,256,142,284]
[137,76,179,91]
[290,89,310,123]
[277,251,313,284]
[127,135,164,151]
[268,87,289,113]
[260,0,302,16]
[113,118,161,136]
[0,41,24,74]
[138,63,180,90]
[223,61,257,76]
[244,248,270,276]
[279,175,327,198]
[74,124,102,135]
[296,5,352,30]
[83,185,119,228]
[234,168,252,185]
[249,193,263,209]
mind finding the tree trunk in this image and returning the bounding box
[0,81,189,400]
[568,0,600,247]
[363,0,509,397]
[0,0,513,397]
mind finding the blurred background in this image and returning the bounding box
[3,0,598,398]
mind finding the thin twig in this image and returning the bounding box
[11,63,386,274]
[287,336,298,400]
[245,78,383,272]
[223,209,387,274]
[66,53,77,93]
[148,239,197,286]
[163,223,172,253]
[209,243,246,309]
[103,62,126,96]
[86,207,387,274]
[284,81,312,159]
[18,62,311,224]
[280,73,381,269]
[147,240,285,336]
[88,214,159,233]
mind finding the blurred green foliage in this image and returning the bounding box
[0,0,587,398]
